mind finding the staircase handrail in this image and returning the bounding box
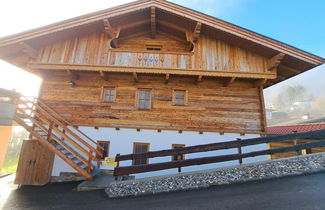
[18,94,104,160]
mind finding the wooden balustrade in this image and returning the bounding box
[114,129,325,176]
[110,50,193,69]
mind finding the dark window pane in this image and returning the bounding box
[174,91,185,105]
[98,142,109,160]
[138,90,151,110]
[104,89,115,102]
[133,144,149,165]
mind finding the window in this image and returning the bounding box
[146,45,162,51]
[137,89,152,110]
[102,87,115,102]
[172,144,185,161]
[173,90,187,106]
[133,143,150,165]
[97,141,110,160]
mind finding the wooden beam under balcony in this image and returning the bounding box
[27,62,277,80]
[151,7,156,39]
[66,70,79,80]
[254,79,267,88]
[165,73,170,84]
[224,77,236,87]
[133,72,138,82]
[196,75,203,84]
[99,71,108,81]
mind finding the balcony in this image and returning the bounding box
[108,50,193,69]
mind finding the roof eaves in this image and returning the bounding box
[0,0,323,66]
[153,0,325,65]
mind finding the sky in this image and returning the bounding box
[0,0,324,99]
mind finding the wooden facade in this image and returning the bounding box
[0,0,323,135]
[39,71,264,134]
[0,0,324,182]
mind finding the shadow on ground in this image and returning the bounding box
[3,172,325,210]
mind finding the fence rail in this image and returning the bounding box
[114,129,325,176]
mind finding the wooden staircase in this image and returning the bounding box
[1,88,103,181]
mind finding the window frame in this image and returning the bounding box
[146,45,162,51]
[136,88,153,110]
[172,89,188,106]
[97,141,110,160]
[101,86,116,102]
[171,144,185,161]
[132,142,150,165]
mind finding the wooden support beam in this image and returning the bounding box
[99,71,108,81]
[133,72,138,82]
[254,79,267,88]
[66,70,79,80]
[103,19,120,48]
[158,20,188,33]
[197,75,203,84]
[279,64,300,74]
[224,77,236,87]
[28,63,277,80]
[165,73,170,84]
[192,22,202,42]
[19,42,37,59]
[150,7,156,39]
[103,19,114,39]
[267,53,285,71]
[120,20,150,30]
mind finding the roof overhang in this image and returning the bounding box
[0,0,323,87]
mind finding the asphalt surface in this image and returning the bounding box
[2,172,325,210]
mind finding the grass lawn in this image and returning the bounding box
[1,157,19,173]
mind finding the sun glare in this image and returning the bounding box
[0,60,42,97]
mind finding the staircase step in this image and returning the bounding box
[78,162,86,168]
[72,158,82,164]
[16,113,27,118]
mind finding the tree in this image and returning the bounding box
[275,85,313,112]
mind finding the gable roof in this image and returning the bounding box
[267,123,325,135]
[0,0,324,87]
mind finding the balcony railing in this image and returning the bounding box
[108,50,193,69]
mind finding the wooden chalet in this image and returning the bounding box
[0,0,323,184]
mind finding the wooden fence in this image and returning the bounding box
[113,129,325,177]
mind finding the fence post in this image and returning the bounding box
[293,140,302,155]
[115,153,120,181]
[178,154,183,173]
[237,138,243,165]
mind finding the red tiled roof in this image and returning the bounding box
[267,123,325,135]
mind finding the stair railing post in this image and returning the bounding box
[87,150,92,173]
[47,122,54,142]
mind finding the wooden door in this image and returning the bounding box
[15,140,54,186]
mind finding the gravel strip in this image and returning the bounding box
[105,153,325,198]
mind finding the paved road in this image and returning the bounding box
[2,172,325,210]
